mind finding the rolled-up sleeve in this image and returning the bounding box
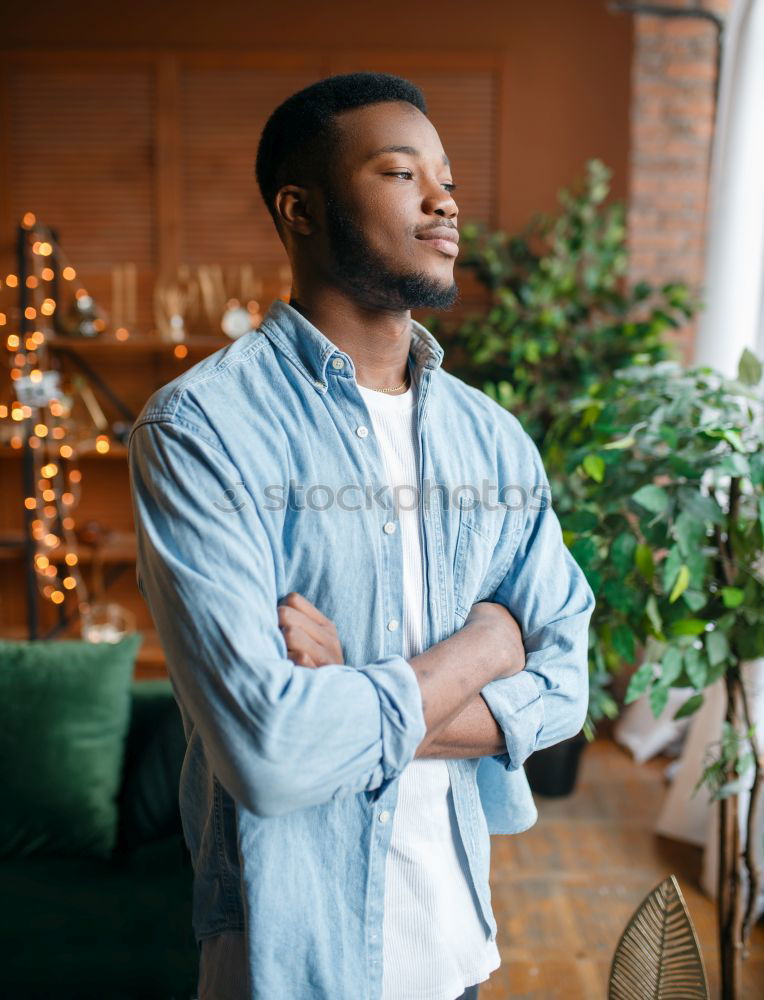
[480,434,595,771]
[128,416,426,818]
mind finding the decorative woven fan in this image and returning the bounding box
[609,875,709,999]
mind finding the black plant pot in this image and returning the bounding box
[523,731,588,798]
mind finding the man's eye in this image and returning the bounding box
[386,171,458,192]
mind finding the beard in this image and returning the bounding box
[322,188,460,312]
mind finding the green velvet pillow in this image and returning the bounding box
[0,632,142,860]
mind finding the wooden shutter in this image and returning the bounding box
[178,62,322,272]
[7,60,156,328]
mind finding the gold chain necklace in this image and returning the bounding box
[369,368,412,394]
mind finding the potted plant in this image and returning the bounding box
[425,158,696,456]
[549,351,764,998]
[423,159,699,793]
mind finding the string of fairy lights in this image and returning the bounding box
[0,212,113,620]
[2,216,290,633]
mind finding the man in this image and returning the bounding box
[128,72,595,1000]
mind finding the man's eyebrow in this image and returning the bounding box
[365,144,450,168]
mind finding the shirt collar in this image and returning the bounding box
[258,299,445,393]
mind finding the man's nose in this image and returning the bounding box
[425,185,459,220]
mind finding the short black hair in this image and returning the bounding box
[255,72,427,235]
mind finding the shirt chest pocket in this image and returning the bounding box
[452,496,513,625]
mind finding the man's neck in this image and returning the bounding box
[288,293,413,392]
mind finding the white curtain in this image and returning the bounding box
[694,0,764,372]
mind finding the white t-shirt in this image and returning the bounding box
[197,361,501,1000]
[357,362,501,1000]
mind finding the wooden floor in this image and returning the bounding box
[481,739,764,1000]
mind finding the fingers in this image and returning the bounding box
[280,591,332,627]
[285,638,319,668]
[277,602,336,649]
[281,622,327,665]
[276,592,345,667]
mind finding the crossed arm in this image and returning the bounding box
[276,591,507,761]
[414,695,505,758]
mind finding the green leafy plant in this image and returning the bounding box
[550,349,764,997]
[426,159,697,456]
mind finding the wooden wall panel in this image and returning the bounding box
[7,63,156,330]
[178,66,321,271]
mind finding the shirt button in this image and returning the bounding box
[383,521,396,534]
[356,425,369,438]
[331,357,345,370]
[378,810,390,823]
[387,619,399,632]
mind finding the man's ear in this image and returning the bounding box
[274,185,315,237]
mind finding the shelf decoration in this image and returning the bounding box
[0,214,128,632]
[154,263,292,354]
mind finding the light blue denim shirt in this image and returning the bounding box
[127,298,595,999]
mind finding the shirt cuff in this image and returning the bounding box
[356,654,427,782]
[480,670,545,771]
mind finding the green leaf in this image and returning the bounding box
[635,543,655,583]
[563,510,599,533]
[645,594,663,634]
[674,511,704,555]
[682,589,707,612]
[659,426,679,449]
[611,533,637,573]
[750,452,764,486]
[679,489,725,525]
[670,619,709,637]
[602,435,635,451]
[583,453,605,483]
[706,660,728,685]
[649,683,670,718]
[706,629,730,667]
[633,484,669,515]
[660,647,683,686]
[612,624,637,664]
[662,546,683,594]
[674,693,704,720]
[716,453,750,477]
[625,660,654,704]
[721,587,744,609]
[683,647,707,689]
[570,536,599,572]
[723,428,746,453]
[685,550,707,589]
[669,564,690,603]
[737,347,762,386]
[602,579,637,614]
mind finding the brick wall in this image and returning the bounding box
[627,0,731,359]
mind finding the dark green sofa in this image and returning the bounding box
[0,680,199,1000]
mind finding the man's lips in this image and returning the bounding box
[415,228,459,258]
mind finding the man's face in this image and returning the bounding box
[316,101,460,311]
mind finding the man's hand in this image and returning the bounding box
[277,593,523,682]
[277,592,344,668]
[462,600,526,681]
